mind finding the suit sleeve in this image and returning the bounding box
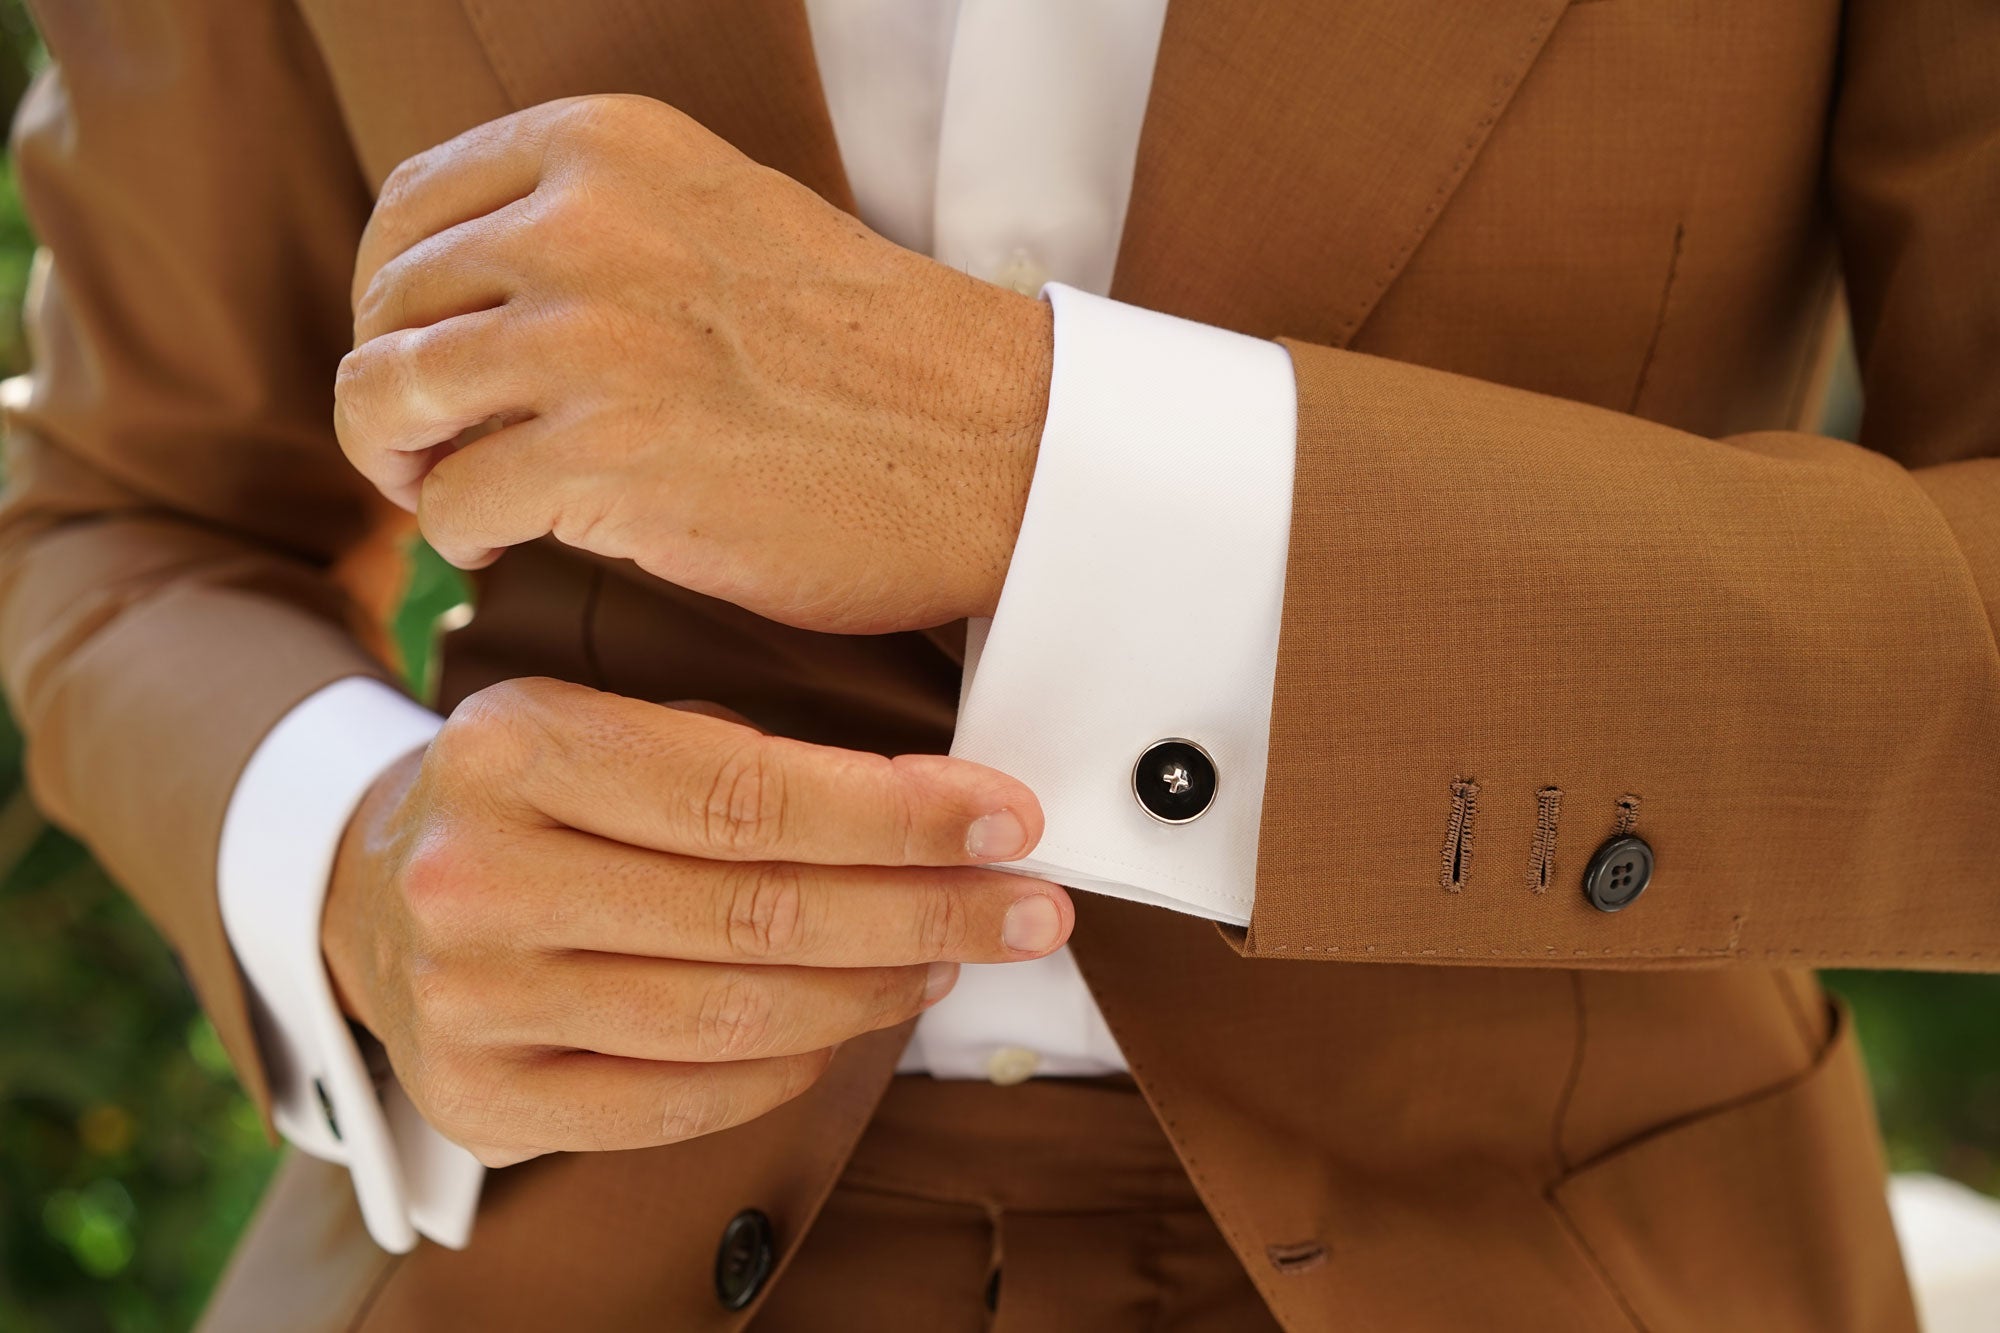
[0,0,408,1116]
[1242,0,2000,968]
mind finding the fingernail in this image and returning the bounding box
[1002,895,1062,955]
[965,809,1027,861]
[924,961,960,1004]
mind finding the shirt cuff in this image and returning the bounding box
[950,283,1297,927]
[216,676,483,1253]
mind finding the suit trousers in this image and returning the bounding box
[750,1075,1280,1331]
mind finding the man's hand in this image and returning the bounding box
[321,677,1069,1168]
[336,95,1053,634]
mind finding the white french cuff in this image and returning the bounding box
[951,283,1297,927]
[217,676,483,1253]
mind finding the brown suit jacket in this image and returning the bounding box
[7,0,1995,1327]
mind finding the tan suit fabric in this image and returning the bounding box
[6,0,1991,1327]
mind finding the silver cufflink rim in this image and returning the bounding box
[1132,736,1218,825]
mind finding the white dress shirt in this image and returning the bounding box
[217,0,1297,1253]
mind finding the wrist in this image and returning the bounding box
[322,745,426,1035]
[959,287,1052,619]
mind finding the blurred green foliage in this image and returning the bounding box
[0,17,465,1329]
[0,713,277,1333]
[0,4,1992,1331]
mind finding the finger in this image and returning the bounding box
[418,413,581,570]
[450,1046,834,1162]
[481,680,1047,866]
[499,954,957,1063]
[335,308,546,509]
[353,198,534,345]
[354,100,580,308]
[509,826,1074,965]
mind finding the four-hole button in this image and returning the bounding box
[1582,834,1653,912]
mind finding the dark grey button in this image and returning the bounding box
[1582,835,1653,912]
[1133,738,1218,823]
[714,1209,775,1311]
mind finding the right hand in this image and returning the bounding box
[321,676,1069,1168]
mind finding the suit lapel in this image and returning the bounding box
[458,0,1566,345]
[1113,0,1572,346]
[456,0,855,212]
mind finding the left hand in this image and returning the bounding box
[336,94,1052,634]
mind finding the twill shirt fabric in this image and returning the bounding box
[7,0,1995,1329]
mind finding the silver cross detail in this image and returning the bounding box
[1161,762,1192,795]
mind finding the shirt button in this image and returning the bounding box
[1582,834,1654,912]
[993,250,1050,297]
[1133,738,1219,824]
[985,1045,1042,1086]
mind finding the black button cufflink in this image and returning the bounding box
[1582,834,1653,912]
[1133,739,1218,824]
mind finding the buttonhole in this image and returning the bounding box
[1266,1240,1328,1274]
[1614,792,1642,836]
[1440,778,1479,892]
[1528,786,1563,893]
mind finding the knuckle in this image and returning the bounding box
[416,453,467,527]
[351,255,411,337]
[407,970,471,1045]
[528,180,597,237]
[700,742,787,856]
[775,1049,833,1105]
[398,837,475,934]
[891,780,923,866]
[408,1048,492,1141]
[350,284,390,340]
[878,966,930,1026]
[332,344,371,402]
[437,681,542,777]
[338,326,460,444]
[555,93,638,146]
[398,321,456,383]
[546,487,620,557]
[467,1143,527,1170]
[692,972,776,1061]
[461,676,540,718]
[656,1073,731,1145]
[723,861,806,960]
[911,884,968,960]
[406,959,513,1047]
[333,344,401,435]
[374,152,432,220]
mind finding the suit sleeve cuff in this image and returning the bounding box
[216,676,482,1252]
[950,283,1297,926]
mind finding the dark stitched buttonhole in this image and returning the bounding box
[1528,786,1563,893]
[1613,793,1642,836]
[1266,1241,1329,1275]
[1440,778,1479,892]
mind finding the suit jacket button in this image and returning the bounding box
[714,1208,775,1311]
[1133,739,1218,823]
[1582,835,1653,912]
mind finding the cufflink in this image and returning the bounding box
[1133,738,1218,824]
[314,1076,341,1141]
